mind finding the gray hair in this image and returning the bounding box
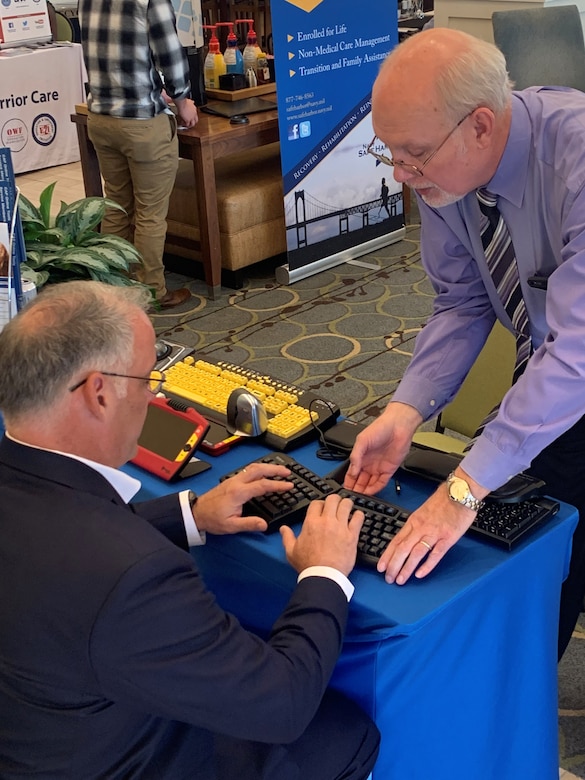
[0,280,152,421]
[380,32,513,122]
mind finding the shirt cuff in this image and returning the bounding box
[179,490,206,547]
[298,566,355,602]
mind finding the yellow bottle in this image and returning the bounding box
[203,25,227,90]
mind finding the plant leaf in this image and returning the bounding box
[57,198,107,240]
[23,249,45,268]
[57,196,124,218]
[20,265,49,287]
[81,234,142,264]
[38,183,56,228]
[57,247,113,273]
[87,269,138,286]
[26,228,69,246]
[25,248,64,268]
[21,224,48,244]
[56,197,126,241]
[18,193,43,225]
[77,243,133,270]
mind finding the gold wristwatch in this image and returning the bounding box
[446,472,484,512]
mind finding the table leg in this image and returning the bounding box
[192,144,222,299]
[73,119,103,198]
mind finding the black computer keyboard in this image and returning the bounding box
[222,453,561,561]
[162,352,339,451]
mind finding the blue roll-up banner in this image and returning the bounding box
[271,0,404,285]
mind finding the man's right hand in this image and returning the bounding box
[280,494,365,577]
[343,402,423,495]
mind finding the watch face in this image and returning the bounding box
[450,477,469,502]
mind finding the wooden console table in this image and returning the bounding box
[71,105,279,299]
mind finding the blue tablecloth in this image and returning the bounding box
[128,438,578,780]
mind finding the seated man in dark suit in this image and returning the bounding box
[0,281,379,780]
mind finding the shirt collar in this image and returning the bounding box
[4,431,141,504]
[482,92,531,208]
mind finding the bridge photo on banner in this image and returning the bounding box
[271,0,404,284]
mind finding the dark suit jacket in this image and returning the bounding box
[0,436,349,779]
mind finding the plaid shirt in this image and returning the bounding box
[79,0,190,118]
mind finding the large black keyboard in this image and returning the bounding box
[161,353,339,451]
[222,453,560,561]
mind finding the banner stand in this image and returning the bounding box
[271,0,404,285]
[275,231,402,285]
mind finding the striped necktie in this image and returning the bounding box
[463,190,532,446]
[476,188,532,383]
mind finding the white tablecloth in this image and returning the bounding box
[0,43,86,174]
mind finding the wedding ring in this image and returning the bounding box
[420,540,433,552]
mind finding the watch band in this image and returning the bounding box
[446,472,484,512]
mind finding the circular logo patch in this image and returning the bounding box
[1,118,28,153]
[32,113,56,146]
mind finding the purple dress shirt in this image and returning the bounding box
[392,87,585,490]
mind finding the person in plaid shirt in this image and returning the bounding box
[79,0,198,309]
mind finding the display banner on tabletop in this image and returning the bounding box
[0,43,87,174]
[271,0,404,284]
[0,148,29,331]
[0,0,51,49]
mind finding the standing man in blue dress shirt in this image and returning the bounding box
[78,0,198,309]
[345,27,585,657]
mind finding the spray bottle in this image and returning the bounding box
[236,19,261,84]
[202,25,226,90]
[217,22,244,75]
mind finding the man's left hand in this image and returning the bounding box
[376,482,478,585]
[174,97,199,128]
[194,463,294,535]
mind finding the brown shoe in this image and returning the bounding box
[157,287,191,309]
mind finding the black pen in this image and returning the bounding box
[394,477,401,495]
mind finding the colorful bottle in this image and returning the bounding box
[236,19,261,78]
[217,22,244,75]
[202,25,226,90]
[256,48,270,84]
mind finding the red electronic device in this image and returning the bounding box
[199,419,243,456]
[131,396,210,481]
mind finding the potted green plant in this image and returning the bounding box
[18,182,144,289]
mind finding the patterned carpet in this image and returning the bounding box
[157,224,432,427]
[158,221,585,778]
[560,616,585,777]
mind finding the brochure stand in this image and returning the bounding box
[0,148,26,332]
[0,0,51,49]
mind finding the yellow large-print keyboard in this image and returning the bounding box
[162,353,340,451]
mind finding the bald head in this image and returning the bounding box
[373,28,512,133]
[370,29,513,204]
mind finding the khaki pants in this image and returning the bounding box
[87,112,179,298]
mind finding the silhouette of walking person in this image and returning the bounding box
[380,177,390,218]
